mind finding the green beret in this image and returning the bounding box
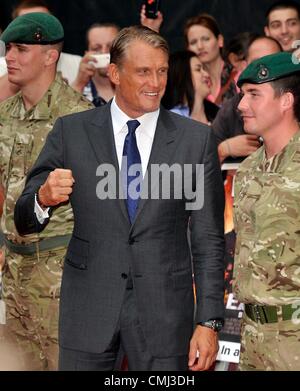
[237,52,300,87]
[0,12,64,45]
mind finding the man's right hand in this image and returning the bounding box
[218,134,261,162]
[38,169,75,207]
[71,53,97,93]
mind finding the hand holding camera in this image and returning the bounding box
[71,52,110,93]
[88,53,110,68]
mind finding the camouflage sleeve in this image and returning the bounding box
[234,169,243,199]
[0,183,4,217]
[14,117,65,235]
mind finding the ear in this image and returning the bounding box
[108,63,120,86]
[281,91,294,112]
[264,26,270,37]
[218,34,224,49]
[44,49,59,66]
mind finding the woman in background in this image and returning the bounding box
[162,50,219,125]
[225,31,259,86]
[184,13,237,105]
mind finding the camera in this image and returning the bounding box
[89,53,110,68]
[144,0,161,19]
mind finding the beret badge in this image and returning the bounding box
[258,65,269,80]
[34,29,43,42]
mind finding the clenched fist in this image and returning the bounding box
[38,169,75,207]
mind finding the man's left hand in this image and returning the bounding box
[188,325,219,371]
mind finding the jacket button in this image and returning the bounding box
[128,238,135,245]
[121,273,128,279]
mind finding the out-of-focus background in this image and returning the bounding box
[0,0,294,54]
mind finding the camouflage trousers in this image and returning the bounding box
[1,245,66,371]
[239,313,300,371]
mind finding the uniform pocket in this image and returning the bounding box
[11,133,34,176]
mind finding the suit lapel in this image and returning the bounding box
[86,104,130,224]
[87,104,118,167]
[130,108,179,230]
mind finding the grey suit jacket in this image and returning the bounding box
[14,103,225,357]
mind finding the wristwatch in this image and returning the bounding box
[198,319,224,332]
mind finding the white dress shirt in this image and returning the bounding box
[111,97,159,176]
[35,98,160,222]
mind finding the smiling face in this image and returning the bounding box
[186,24,223,64]
[108,40,169,118]
[265,7,300,51]
[190,56,211,98]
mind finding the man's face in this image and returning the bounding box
[87,26,119,77]
[5,43,48,87]
[109,40,168,118]
[238,82,284,136]
[265,7,300,51]
[247,38,281,63]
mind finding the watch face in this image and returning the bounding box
[213,320,223,331]
[199,319,223,331]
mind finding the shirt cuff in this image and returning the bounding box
[34,193,50,224]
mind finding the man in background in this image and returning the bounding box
[0,12,92,370]
[265,0,300,52]
[72,23,119,106]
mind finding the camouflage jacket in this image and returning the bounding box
[0,73,93,244]
[233,131,300,305]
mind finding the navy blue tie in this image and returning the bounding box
[121,120,142,223]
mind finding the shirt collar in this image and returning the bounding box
[10,72,64,120]
[110,97,159,140]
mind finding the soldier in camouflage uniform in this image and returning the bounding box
[0,13,93,370]
[233,52,300,371]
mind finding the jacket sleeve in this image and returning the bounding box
[14,117,65,235]
[190,130,225,323]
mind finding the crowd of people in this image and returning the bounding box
[0,0,300,372]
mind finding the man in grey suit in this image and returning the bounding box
[14,26,225,371]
